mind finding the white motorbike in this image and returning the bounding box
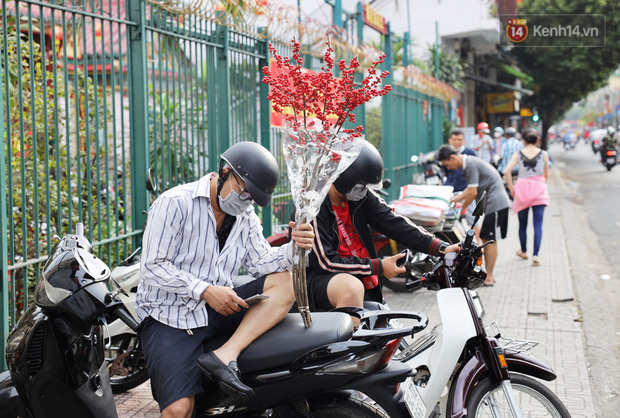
[390,194,570,417]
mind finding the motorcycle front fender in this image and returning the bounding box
[448,350,557,418]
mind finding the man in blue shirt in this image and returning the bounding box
[444,130,477,192]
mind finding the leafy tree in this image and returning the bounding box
[425,44,467,91]
[511,0,620,148]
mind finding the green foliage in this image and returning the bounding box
[512,0,620,146]
[2,25,124,313]
[426,45,467,91]
[443,114,455,144]
[147,36,209,191]
[365,106,382,149]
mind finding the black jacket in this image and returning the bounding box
[308,190,447,302]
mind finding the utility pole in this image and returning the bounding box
[435,21,440,81]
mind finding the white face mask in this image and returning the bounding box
[218,176,253,215]
[346,184,368,202]
[494,132,502,139]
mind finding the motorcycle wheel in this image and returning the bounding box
[377,245,423,293]
[105,334,149,393]
[273,396,389,418]
[466,373,570,418]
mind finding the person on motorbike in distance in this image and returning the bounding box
[600,126,618,162]
[135,142,315,418]
[306,141,460,325]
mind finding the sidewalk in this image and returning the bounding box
[114,167,595,417]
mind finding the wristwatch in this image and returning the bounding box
[438,242,449,255]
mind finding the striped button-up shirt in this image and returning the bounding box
[136,173,293,329]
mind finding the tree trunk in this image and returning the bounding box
[541,116,551,150]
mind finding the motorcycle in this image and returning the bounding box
[0,224,436,418]
[411,152,444,186]
[0,223,141,417]
[602,147,617,171]
[381,184,466,293]
[392,193,571,417]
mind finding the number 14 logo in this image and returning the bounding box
[506,19,529,43]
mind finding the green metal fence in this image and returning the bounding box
[0,0,447,369]
[0,0,271,367]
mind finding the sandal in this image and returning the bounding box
[516,250,528,260]
[532,256,541,266]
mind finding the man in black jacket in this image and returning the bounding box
[307,141,460,322]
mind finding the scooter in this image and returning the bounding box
[393,194,571,417]
[0,223,436,418]
[602,147,617,171]
[410,152,444,186]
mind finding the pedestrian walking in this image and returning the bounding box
[503,130,550,266]
[438,146,510,286]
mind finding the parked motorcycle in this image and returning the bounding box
[0,223,141,417]
[0,224,436,418]
[393,193,571,417]
[411,152,444,186]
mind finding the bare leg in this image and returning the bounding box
[162,395,194,418]
[326,274,365,326]
[213,271,295,365]
[482,239,498,284]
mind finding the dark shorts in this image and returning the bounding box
[308,272,335,311]
[138,276,266,412]
[480,208,509,241]
[306,272,382,311]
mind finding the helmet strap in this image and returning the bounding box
[216,160,231,211]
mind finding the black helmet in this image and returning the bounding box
[220,142,279,207]
[506,127,517,137]
[334,141,383,194]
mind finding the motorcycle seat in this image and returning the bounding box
[204,312,354,374]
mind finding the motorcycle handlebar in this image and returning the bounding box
[113,306,139,332]
[463,229,475,249]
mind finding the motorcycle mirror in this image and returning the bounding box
[410,155,419,163]
[382,178,392,189]
[472,192,487,224]
[146,168,158,194]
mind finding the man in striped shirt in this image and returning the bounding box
[136,142,314,417]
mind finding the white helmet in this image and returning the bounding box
[607,126,616,135]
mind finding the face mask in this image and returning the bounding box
[218,177,253,215]
[494,132,502,139]
[346,184,368,202]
